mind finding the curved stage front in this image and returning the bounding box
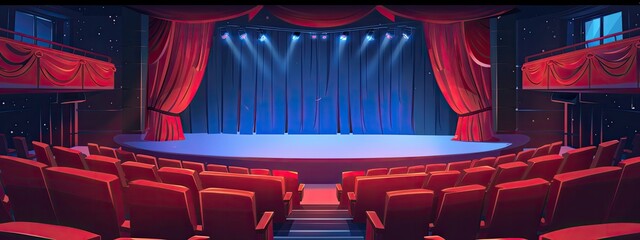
[115,133,529,183]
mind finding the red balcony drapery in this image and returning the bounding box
[265,5,377,28]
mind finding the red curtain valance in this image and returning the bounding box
[375,5,513,24]
[128,5,263,23]
[265,5,377,28]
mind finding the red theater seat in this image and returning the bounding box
[548,141,563,155]
[0,134,16,155]
[471,157,496,168]
[486,161,528,193]
[494,154,516,167]
[158,167,204,224]
[425,163,447,173]
[557,146,597,174]
[199,171,291,223]
[613,136,628,164]
[455,166,496,187]
[206,163,228,172]
[182,161,205,173]
[365,189,434,240]
[0,156,56,224]
[251,168,271,175]
[52,146,88,170]
[348,173,427,222]
[128,180,203,239]
[607,157,640,222]
[12,137,35,160]
[135,154,159,167]
[522,155,563,181]
[87,143,101,155]
[99,146,118,158]
[624,133,640,158]
[430,185,486,240]
[44,167,128,240]
[85,155,128,187]
[539,223,640,240]
[515,149,535,162]
[32,141,57,166]
[115,149,137,162]
[480,178,550,240]
[591,140,619,168]
[158,157,183,169]
[200,188,274,240]
[446,160,471,172]
[366,168,388,176]
[407,165,426,173]
[388,166,408,175]
[0,222,101,240]
[121,161,162,182]
[272,170,304,209]
[531,143,551,158]
[336,170,365,209]
[542,167,622,232]
[228,166,250,174]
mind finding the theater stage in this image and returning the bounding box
[114,133,529,183]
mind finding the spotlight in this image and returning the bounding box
[292,32,301,40]
[220,28,229,40]
[340,32,348,41]
[238,29,247,40]
[402,28,412,40]
[311,33,317,39]
[385,29,395,39]
[321,33,328,40]
[365,30,374,41]
[258,30,267,42]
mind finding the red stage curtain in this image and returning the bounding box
[127,5,263,23]
[265,5,377,28]
[375,5,513,24]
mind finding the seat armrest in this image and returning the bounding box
[188,236,210,240]
[347,192,356,202]
[195,224,203,235]
[120,220,130,232]
[298,183,305,200]
[624,149,632,154]
[256,211,274,231]
[366,211,384,230]
[335,183,343,200]
[2,195,9,205]
[424,236,445,240]
[283,191,293,202]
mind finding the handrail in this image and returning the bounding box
[0,27,112,62]
[524,27,640,63]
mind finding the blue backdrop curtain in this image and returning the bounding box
[181,24,456,135]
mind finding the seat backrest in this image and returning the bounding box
[456,166,496,187]
[272,170,302,208]
[629,133,640,158]
[32,141,56,166]
[381,189,434,240]
[121,161,162,182]
[531,144,551,158]
[0,134,12,155]
[228,166,249,174]
[388,166,408,175]
[432,184,486,240]
[483,178,550,240]
[182,161,205,173]
[115,149,137,162]
[515,149,535,162]
[44,167,125,240]
[425,163,447,173]
[352,173,427,222]
[135,154,158,167]
[52,146,88,170]
[337,170,365,209]
[494,154,516,167]
[365,168,388,176]
[99,146,118,158]
[199,171,288,223]
[613,136,628,163]
[445,160,471,172]
[85,155,128,188]
[206,163,228,172]
[538,222,640,240]
[548,141,563,155]
[591,140,619,168]
[157,167,203,224]
[250,168,271,175]
[522,155,563,181]
[87,143,101,155]
[0,222,101,240]
[128,179,197,239]
[607,157,640,222]
[407,165,426,173]
[471,157,496,168]
[487,161,528,193]
[12,137,29,159]
[422,171,460,198]
[158,157,183,169]
[0,156,56,224]
[544,166,621,231]
[557,146,597,174]
[200,188,261,240]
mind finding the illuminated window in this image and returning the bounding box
[585,11,622,47]
[14,11,53,48]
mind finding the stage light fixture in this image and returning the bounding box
[340,32,349,41]
[311,33,317,39]
[321,33,328,40]
[238,29,247,40]
[292,32,301,40]
[385,29,395,39]
[402,28,412,39]
[365,30,374,41]
[220,28,229,40]
[258,30,267,42]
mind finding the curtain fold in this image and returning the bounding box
[128,5,263,23]
[265,5,377,28]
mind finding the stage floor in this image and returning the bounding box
[114,133,528,183]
